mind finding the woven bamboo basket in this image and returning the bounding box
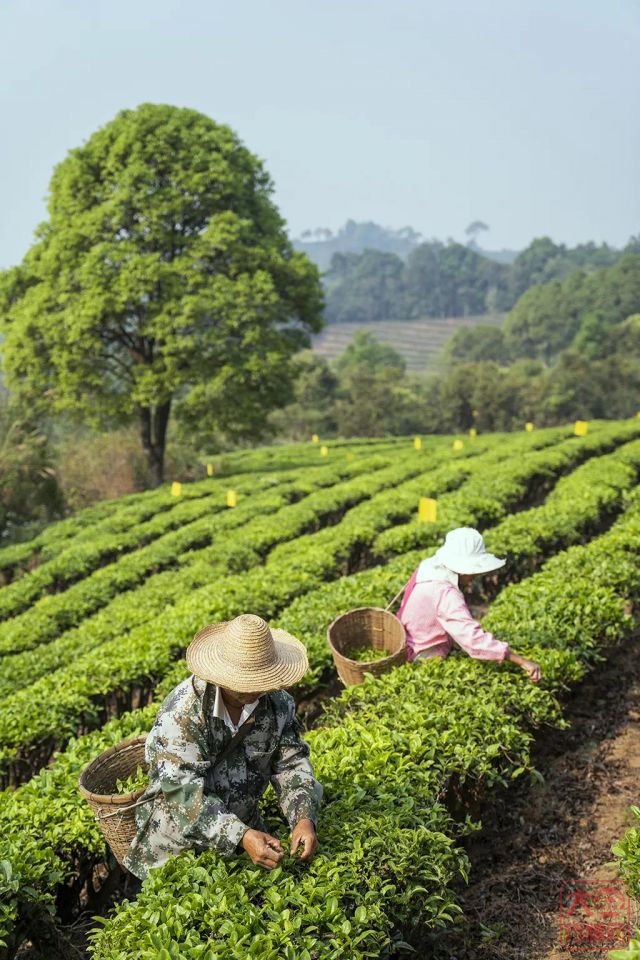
[327,606,406,686]
[78,734,149,868]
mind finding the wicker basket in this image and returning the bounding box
[327,606,407,686]
[78,734,149,868]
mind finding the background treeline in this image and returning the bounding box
[324,235,640,323]
[3,251,639,543]
[273,253,640,438]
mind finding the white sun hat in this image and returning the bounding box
[434,527,505,575]
[186,613,309,693]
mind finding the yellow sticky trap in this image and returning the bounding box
[413,436,422,450]
[469,428,477,439]
[311,434,319,443]
[574,420,589,437]
[320,445,329,457]
[206,463,214,477]
[171,482,182,497]
[418,497,438,523]
[452,439,464,451]
[525,422,534,433]
[226,489,237,508]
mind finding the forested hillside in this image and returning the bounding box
[322,235,638,323]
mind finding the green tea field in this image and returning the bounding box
[3,420,640,959]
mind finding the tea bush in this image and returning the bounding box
[1,421,639,955]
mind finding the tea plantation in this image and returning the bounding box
[2,421,640,959]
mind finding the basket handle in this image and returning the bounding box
[98,791,159,819]
[385,578,411,612]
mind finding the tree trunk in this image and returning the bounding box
[139,401,171,487]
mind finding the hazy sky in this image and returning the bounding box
[1,0,638,268]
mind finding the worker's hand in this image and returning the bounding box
[291,818,317,862]
[506,651,542,683]
[241,829,284,870]
[520,657,542,683]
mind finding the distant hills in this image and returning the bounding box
[299,227,635,325]
[293,219,519,271]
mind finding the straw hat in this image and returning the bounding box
[186,613,309,693]
[434,527,505,575]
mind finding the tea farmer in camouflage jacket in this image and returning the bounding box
[124,614,323,879]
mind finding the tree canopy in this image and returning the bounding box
[504,254,640,361]
[0,103,323,484]
[320,235,635,325]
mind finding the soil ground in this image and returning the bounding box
[425,631,640,960]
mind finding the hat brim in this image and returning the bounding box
[186,621,309,693]
[434,549,506,575]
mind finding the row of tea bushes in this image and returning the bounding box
[86,492,640,959]
[0,453,403,628]
[0,472,311,619]
[372,420,640,560]
[0,427,612,784]
[0,437,415,579]
[0,436,423,587]
[0,452,428,656]
[484,437,640,580]
[0,450,470,696]
[281,438,640,694]
[0,449,485,782]
[0,431,630,952]
[0,427,586,781]
[0,462,296,581]
[9,420,608,716]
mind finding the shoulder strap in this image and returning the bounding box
[212,711,257,771]
[385,575,413,612]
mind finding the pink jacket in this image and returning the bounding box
[398,567,510,663]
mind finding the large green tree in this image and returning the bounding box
[0,103,323,485]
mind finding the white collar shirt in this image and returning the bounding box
[212,685,259,734]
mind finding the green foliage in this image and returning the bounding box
[0,103,323,485]
[320,232,632,327]
[504,253,640,362]
[0,444,475,778]
[1,422,640,953]
[374,422,638,560]
[0,401,64,544]
[334,331,406,378]
[346,646,390,662]
[445,325,509,365]
[268,351,339,441]
[86,459,640,957]
[324,249,406,323]
[296,219,422,272]
[115,766,148,795]
[273,331,433,441]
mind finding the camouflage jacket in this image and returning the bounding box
[123,676,323,879]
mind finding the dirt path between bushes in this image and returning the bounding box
[429,632,640,960]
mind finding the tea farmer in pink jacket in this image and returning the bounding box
[397,527,542,683]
